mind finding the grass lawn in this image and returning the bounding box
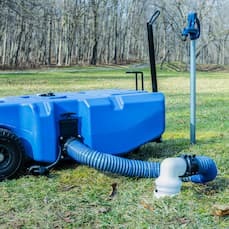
[0,65,228,228]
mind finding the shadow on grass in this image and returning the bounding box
[54,158,79,171]
[127,138,190,161]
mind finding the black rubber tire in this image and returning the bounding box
[0,128,25,181]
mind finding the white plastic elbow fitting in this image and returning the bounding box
[154,157,187,198]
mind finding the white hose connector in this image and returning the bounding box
[154,157,187,198]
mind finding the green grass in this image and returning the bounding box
[0,65,229,228]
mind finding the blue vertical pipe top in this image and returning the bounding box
[182,12,200,40]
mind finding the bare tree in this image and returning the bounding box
[0,0,228,69]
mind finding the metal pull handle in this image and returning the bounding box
[148,10,160,25]
[147,10,160,92]
[126,71,144,91]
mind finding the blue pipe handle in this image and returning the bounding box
[182,12,200,40]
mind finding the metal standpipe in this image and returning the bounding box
[182,12,200,144]
[190,39,196,144]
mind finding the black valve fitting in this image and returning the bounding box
[180,155,199,177]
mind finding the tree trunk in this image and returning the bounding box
[14,18,25,66]
[90,22,97,64]
[48,17,53,65]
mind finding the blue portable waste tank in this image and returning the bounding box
[0,89,165,163]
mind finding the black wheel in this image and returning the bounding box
[0,128,24,181]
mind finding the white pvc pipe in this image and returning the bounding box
[154,157,187,198]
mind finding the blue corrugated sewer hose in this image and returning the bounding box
[65,138,217,184]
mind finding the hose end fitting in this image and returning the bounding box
[180,154,199,177]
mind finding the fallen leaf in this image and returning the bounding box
[64,212,71,217]
[212,204,229,217]
[43,196,49,204]
[63,217,72,223]
[98,207,111,214]
[140,200,154,212]
[62,185,77,191]
[176,217,190,225]
[108,183,118,199]
[57,212,72,223]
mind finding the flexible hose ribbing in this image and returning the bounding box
[66,139,160,178]
[65,139,217,183]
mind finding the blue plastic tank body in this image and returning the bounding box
[0,89,165,163]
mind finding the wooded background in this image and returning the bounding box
[0,0,228,68]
